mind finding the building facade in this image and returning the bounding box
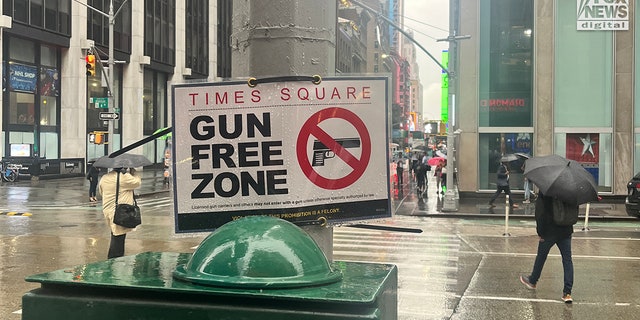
[1,0,419,179]
[1,0,223,176]
[454,0,638,197]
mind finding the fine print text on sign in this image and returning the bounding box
[171,77,390,233]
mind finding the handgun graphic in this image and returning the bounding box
[312,138,361,166]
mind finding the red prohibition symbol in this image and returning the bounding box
[296,107,371,190]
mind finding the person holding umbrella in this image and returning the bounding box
[488,159,518,208]
[519,191,576,303]
[99,167,141,259]
[95,153,150,259]
[519,155,599,303]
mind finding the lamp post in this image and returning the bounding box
[76,0,127,154]
[437,32,469,212]
[349,0,468,210]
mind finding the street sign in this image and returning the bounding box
[99,112,119,120]
[171,77,391,233]
[91,97,109,109]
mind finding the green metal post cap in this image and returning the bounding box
[173,216,342,289]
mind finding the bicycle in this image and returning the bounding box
[0,162,19,182]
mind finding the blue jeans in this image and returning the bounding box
[528,234,573,294]
[524,179,532,200]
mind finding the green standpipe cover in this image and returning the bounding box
[174,216,342,289]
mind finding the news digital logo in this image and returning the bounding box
[577,0,629,31]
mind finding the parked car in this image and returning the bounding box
[625,173,640,218]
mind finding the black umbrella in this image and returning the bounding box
[93,153,152,169]
[524,154,598,205]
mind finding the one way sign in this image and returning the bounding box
[99,112,120,120]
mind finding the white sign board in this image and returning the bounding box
[577,0,629,31]
[171,77,391,233]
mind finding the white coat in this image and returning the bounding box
[98,170,142,236]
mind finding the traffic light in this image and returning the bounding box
[85,54,96,76]
[94,132,104,144]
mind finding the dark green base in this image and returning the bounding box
[22,252,397,320]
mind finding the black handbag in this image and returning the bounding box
[113,172,142,228]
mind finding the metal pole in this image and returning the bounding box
[503,195,511,236]
[231,0,336,260]
[582,203,591,231]
[440,0,470,212]
[107,0,114,154]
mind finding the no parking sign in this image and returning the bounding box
[171,77,391,233]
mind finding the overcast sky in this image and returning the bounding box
[403,0,450,122]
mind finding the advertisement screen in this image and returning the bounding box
[10,144,31,157]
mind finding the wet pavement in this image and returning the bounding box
[0,169,634,221]
[1,170,639,319]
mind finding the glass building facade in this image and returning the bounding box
[457,0,635,196]
[478,0,534,191]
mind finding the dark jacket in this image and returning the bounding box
[534,193,574,239]
[496,164,509,187]
[86,165,99,181]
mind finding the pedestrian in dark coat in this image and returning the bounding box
[488,161,518,208]
[519,192,575,303]
[86,162,100,202]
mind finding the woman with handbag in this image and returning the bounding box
[98,167,141,259]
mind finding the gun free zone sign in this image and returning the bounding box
[171,77,391,233]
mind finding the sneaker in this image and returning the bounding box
[519,275,536,290]
[562,293,573,303]
[489,203,496,208]
[523,200,530,204]
[511,204,519,208]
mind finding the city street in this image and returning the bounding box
[0,172,639,319]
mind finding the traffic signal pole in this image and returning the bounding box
[350,0,467,211]
[107,1,115,154]
[75,0,127,154]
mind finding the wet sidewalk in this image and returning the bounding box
[0,168,634,220]
[391,176,634,221]
[0,169,170,210]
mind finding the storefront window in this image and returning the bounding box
[142,69,168,164]
[8,92,35,124]
[40,131,58,159]
[9,38,35,63]
[479,132,533,190]
[40,96,57,126]
[554,133,612,192]
[555,1,613,127]
[40,45,58,67]
[478,0,533,127]
[142,69,153,133]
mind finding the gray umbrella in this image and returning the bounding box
[500,153,519,162]
[514,152,532,159]
[524,154,598,205]
[93,153,152,168]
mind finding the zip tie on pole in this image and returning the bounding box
[247,75,322,88]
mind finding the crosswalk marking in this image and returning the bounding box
[333,225,461,320]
